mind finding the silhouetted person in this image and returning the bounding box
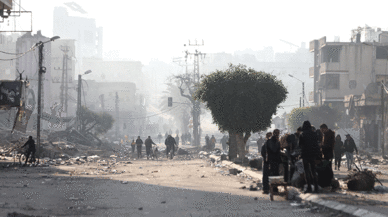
[299,121,320,193]
[267,129,281,193]
[22,136,36,166]
[136,136,143,159]
[320,124,335,163]
[205,134,210,149]
[210,135,216,150]
[145,136,156,160]
[157,133,162,143]
[261,132,273,194]
[131,138,136,157]
[257,136,264,153]
[344,134,358,171]
[175,135,180,147]
[165,135,176,159]
[334,135,344,171]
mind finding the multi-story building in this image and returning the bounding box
[53,6,103,69]
[309,30,388,108]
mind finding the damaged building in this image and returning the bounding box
[310,26,388,149]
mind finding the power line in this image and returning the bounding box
[120,105,182,120]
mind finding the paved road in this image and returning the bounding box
[1,173,328,217]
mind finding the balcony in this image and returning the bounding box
[319,62,347,74]
[309,41,316,52]
[309,67,315,78]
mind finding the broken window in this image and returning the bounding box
[324,74,340,89]
[376,46,388,59]
[323,46,341,63]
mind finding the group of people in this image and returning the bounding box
[204,134,217,150]
[260,121,358,194]
[130,134,178,160]
[158,132,191,146]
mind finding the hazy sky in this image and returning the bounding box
[20,0,388,64]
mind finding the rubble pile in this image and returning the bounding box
[345,169,376,191]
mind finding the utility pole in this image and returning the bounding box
[185,40,206,147]
[302,82,305,107]
[381,82,385,157]
[77,74,82,131]
[37,41,44,162]
[300,97,302,108]
[115,92,119,138]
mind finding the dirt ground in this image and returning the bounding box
[0,148,340,217]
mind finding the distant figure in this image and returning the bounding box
[187,133,192,145]
[245,138,251,152]
[136,136,143,159]
[334,135,344,171]
[175,135,180,147]
[22,136,36,166]
[221,135,227,151]
[144,136,156,160]
[257,136,264,153]
[157,133,162,143]
[165,135,176,159]
[165,132,168,140]
[131,138,136,157]
[181,134,186,146]
[205,134,210,148]
[210,135,216,150]
[344,134,358,171]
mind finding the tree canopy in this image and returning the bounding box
[287,105,341,131]
[194,64,288,134]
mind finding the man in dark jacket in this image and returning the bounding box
[261,132,273,194]
[144,136,156,160]
[344,134,358,171]
[267,129,281,192]
[299,121,320,193]
[136,136,143,159]
[165,135,176,159]
[22,136,36,166]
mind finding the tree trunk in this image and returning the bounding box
[236,133,245,160]
[236,132,251,160]
[228,131,237,161]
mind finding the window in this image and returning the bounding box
[376,46,388,59]
[323,46,341,63]
[349,80,357,89]
[324,74,340,89]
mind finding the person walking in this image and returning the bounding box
[157,133,162,143]
[205,134,210,149]
[344,134,358,171]
[136,136,143,159]
[267,129,281,193]
[131,138,136,157]
[22,136,36,166]
[221,135,227,151]
[144,136,156,160]
[165,135,176,159]
[257,136,264,153]
[175,134,180,147]
[334,135,344,171]
[210,135,216,150]
[299,121,320,193]
[261,132,273,194]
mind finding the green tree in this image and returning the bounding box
[194,64,288,160]
[287,105,341,131]
[80,106,114,135]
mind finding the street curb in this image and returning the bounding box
[208,155,388,217]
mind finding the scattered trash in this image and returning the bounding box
[121,181,128,184]
[287,187,301,200]
[346,170,376,191]
[138,207,143,211]
[249,185,258,191]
